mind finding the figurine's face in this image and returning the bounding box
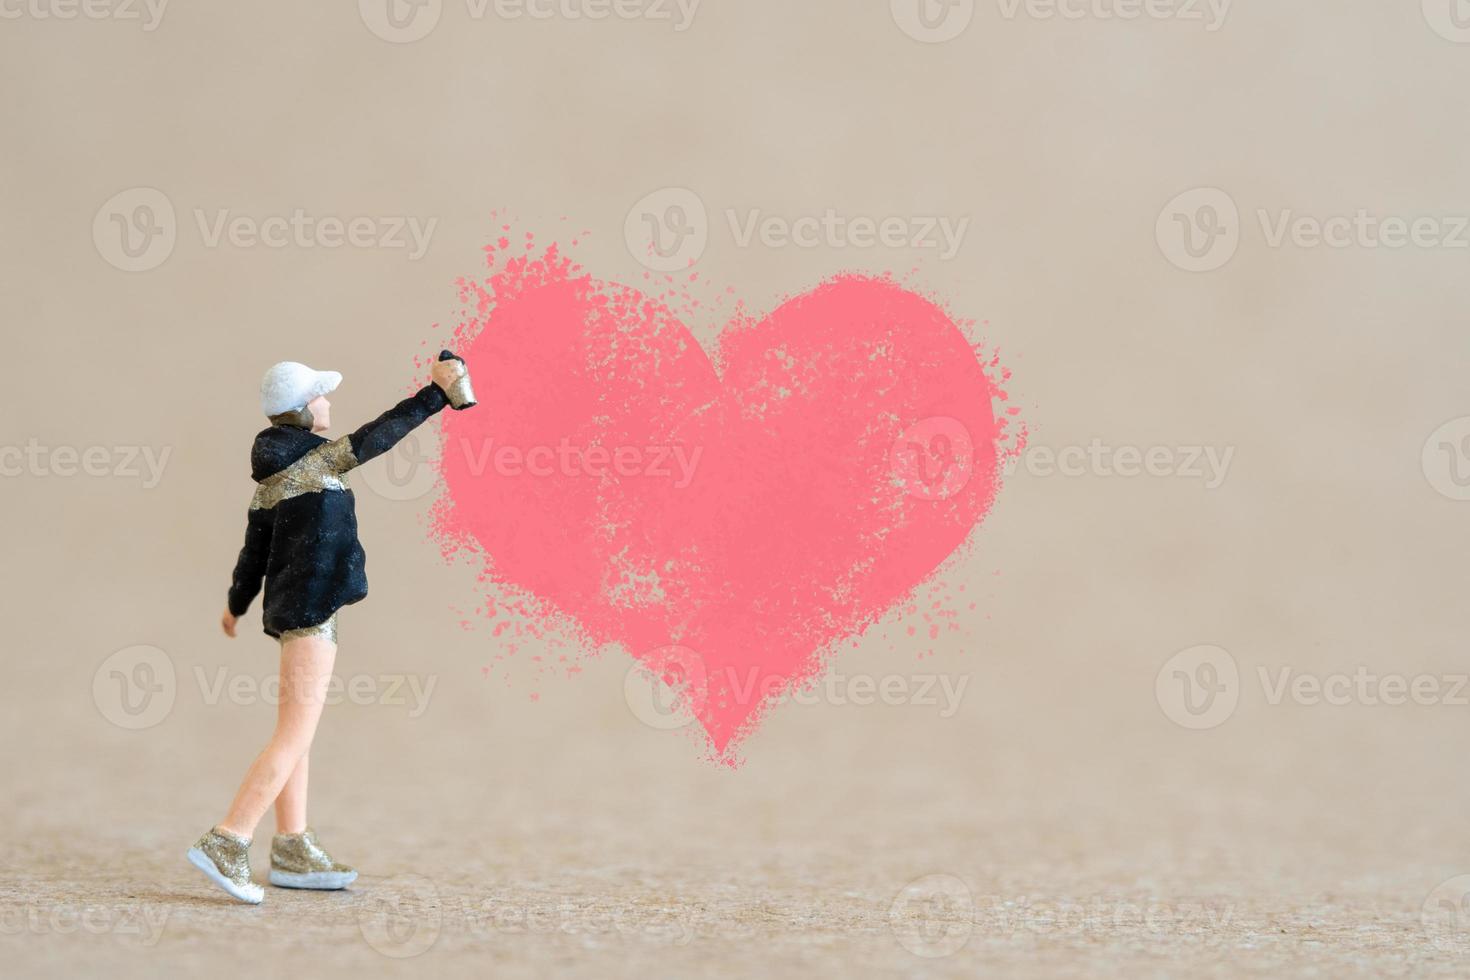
[307,395,331,433]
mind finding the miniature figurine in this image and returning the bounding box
[187,352,475,904]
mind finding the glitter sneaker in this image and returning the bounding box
[187,827,265,904]
[269,828,358,890]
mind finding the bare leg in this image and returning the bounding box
[274,753,309,836]
[218,634,336,839]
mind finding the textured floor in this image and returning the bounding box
[6,647,1470,979]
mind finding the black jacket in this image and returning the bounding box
[227,384,449,637]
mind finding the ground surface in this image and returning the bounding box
[7,643,1470,979]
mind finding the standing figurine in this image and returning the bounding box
[187,352,476,904]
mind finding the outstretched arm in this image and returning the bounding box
[330,358,466,472]
[343,383,450,469]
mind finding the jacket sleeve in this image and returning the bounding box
[339,383,449,471]
[227,508,274,616]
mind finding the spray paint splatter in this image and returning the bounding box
[429,229,1023,761]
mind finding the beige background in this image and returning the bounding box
[5,1,1470,976]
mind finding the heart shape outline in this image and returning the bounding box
[431,240,1015,758]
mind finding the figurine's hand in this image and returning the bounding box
[221,609,238,638]
[430,357,464,393]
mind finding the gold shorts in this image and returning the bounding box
[280,613,338,646]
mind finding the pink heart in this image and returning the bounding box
[434,244,1005,756]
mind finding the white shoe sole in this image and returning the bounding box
[186,848,264,904]
[270,868,358,890]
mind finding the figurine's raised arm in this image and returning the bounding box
[339,356,465,470]
[220,354,474,640]
[306,352,473,475]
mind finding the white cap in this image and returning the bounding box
[260,362,342,417]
